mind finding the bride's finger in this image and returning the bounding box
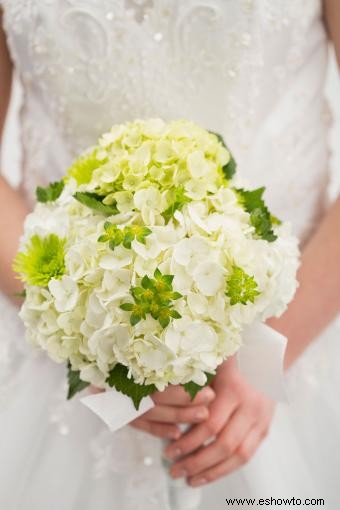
[152,385,215,407]
[169,407,252,478]
[88,385,104,395]
[144,404,210,424]
[164,394,237,459]
[187,428,263,487]
[130,418,182,440]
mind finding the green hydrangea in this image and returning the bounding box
[65,119,231,223]
[13,234,66,287]
[63,120,279,242]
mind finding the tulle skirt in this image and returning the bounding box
[1,292,339,510]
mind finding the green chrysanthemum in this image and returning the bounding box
[66,149,103,185]
[13,234,66,287]
[226,266,260,305]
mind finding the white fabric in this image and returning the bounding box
[0,0,339,509]
[237,322,287,401]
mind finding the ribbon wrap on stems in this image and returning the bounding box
[81,322,287,509]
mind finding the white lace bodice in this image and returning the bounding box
[1,0,331,241]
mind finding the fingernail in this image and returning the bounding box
[204,387,215,398]
[171,468,187,479]
[165,447,182,460]
[190,477,207,487]
[195,410,208,420]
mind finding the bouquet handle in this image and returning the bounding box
[163,424,202,510]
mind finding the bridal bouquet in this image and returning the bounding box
[14,119,299,412]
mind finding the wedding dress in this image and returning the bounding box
[0,1,339,509]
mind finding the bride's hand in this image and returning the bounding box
[130,385,216,440]
[164,357,275,486]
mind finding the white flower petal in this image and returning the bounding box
[131,234,161,260]
[99,246,133,269]
[192,262,225,296]
[173,236,211,267]
[48,276,79,312]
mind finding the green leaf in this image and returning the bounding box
[158,307,179,328]
[149,303,161,320]
[67,365,90,400]
[236,187,265,212]
[122,239,132,249]
[36,180,65,203]
[106,363,156,410]
[236,187,278,242]
[120,303,134,311]
[169,309,181,319]
[141,275,153,289]
[153,269,174,292]
[130,314,142,326]
[122,231,134,249]
[154,268,162,279]
[132,286,155,303]
[156,289,181,305]
[226,265,260,305]
[136,227,152,244]
[183,373,215,401]
[209,131,237,180]
[159,316,170,328]
[210,131,228,149]
[130,287,144,300]
[271,214,282,226]
[163,274,174,285]
[103,221,112,231]
[74,192,118,215]
[222,154,237,180]
[109,239,121,250]
[250,209,277,243]
[13,289,26,299]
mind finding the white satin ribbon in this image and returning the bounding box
[80,388,154,431]
[165,423,202,510]
[237,322,287,401]
[80,323,287,430]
